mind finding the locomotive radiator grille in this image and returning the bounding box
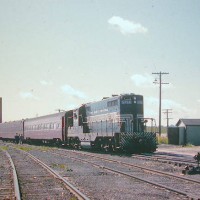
[120,132,157,153]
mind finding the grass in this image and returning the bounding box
[184,143,194,147]
[50,163,73,171]
[37,146,52,152]
[0,146,8,151]
[157,136,168,144]
[16,146,33,152]
[70,197,78,200]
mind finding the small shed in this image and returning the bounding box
[167,126,179,145]
[175,119,200,146]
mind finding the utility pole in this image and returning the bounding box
[152,72,169,136]
[163,109,172,128]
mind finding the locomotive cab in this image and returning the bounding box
[120,94,144,133]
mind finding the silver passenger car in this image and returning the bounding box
[24,112,65,142]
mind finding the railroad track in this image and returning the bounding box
[6,147,90,200]
[132,153,196,166]
[52,149,200,199]
[2,143,200,199]
[0,148,21,200]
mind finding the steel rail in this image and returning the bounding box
[59,149,200,184]
[54,152,197,199]
[3,150,21,200]
[19,150,90,200]
[54,150,200,199]
[4,144,199,199]
[133,154,196,165]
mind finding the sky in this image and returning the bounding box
[0,0,200,126]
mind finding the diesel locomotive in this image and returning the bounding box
[0,93,157,153]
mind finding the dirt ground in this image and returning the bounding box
[156,144,200,157]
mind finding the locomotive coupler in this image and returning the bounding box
[182,152,200,175]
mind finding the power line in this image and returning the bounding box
[152,71,169,136]
[163,109,173,128]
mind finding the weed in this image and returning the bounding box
[50,163,73,171]
[70,197,78,200]
[37,146,51,152]
[157,136,168,144]
[0,146,8,151]
[17,146,33,152]
[185,143,194,147]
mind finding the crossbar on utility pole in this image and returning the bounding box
[152,72,169,136]
[163,109,173,128]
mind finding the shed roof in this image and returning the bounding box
[176,119,200,126]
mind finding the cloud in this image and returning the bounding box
[40,80,53,86]
[61,84,87,99]
[145,96,189,112]
[108,16,148,35]
[20,92,39,100]
[144,97,191,125]
[131,74,153,87]
[145,96,158,106]
[162,99,188,111]
[57,66,63,70]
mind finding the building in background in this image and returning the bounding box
[168,119,200,146]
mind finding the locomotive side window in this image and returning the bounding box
[86,106,91,112]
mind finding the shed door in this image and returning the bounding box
[179,127,185,145]
[187,126,200,145]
